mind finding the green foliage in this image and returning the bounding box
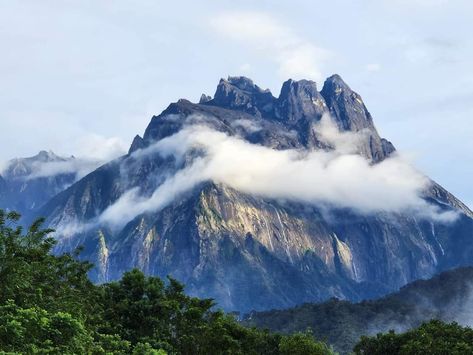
[279,331,334,355]
[246,267,473,354]
[131,342,167,355]
[0,210,331,354]
[354,320,473,355]
[0,210,98,319]
[0,300,93,354]
[3,210,472,355]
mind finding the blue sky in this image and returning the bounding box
[1,0,472,206]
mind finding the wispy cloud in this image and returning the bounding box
[25,159,101,180]
[95,116,456,229]
[75,134,127,162]
[210,11,331,82]
[0,133,126,181]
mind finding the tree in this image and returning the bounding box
[0,209,334,354]
[354,320,473,355]
[279,332,334,355]
[0,210,98,319]
[0,300,93,354]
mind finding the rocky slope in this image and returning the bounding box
[36,75,473,312]
[0,151,77,215]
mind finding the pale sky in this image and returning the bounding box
[1,0,472,206]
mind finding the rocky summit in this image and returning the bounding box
[11,75,473,313]
[0,151,77,214]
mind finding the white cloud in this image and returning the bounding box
[231,118,262,133]
[97,118,456,229]
[0,133,126,181]
[25,158,101,180]
[210,11,331,82]
[0,161,8,176]
[314,114,370,154]
[1,1,472,208]
[75,134,127,162]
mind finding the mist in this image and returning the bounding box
[98,115,457,228]
[26,158,103,180]
[0,153,117,183]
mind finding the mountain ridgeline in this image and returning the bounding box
[0,151,77,214]
[3,75,473,313]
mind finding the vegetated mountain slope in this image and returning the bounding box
[38,75,473,313]
[244,267,473,354]
[0,151,77,216]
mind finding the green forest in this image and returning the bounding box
[246,266,473,353]
[1,210,472,354]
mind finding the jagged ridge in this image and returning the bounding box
[31,75,473,313]
[0,151,77,214]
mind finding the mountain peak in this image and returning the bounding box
[5,151,70,177]
[210,76,275,116]
[214,76,272,97]
[35,150,61,162]
[226,76,254,90]
[129,135,145,154]
[199,93,212,104]
[1,151,66,176]
[320,74,374,131]
[321,74,351,95]
[225,76,271,94]
[25,74,473,315]
[278,78,320,101]
[276,78,326,123]
[281,78,317,88]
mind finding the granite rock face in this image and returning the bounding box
[30,75,473,312]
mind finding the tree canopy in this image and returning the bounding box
[3,209,471,354]
[0,210,333,354]
[354,320,473,355]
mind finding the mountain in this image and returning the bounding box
[35,75,473,313]
[244,266,473,354]
[0,151,77,215]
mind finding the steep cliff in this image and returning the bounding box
[37,75,473,312]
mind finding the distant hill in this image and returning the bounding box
[0,151,100,218]
[244,267,473,354]
[0,151,77,214]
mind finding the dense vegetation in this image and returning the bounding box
[245,265,473,354]
[0,210,334,354]
[2,209,473,354]
[354,320,473,354]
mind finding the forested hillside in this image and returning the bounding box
[245,267,473,354]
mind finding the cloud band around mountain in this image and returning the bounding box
[96,115,457,229]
